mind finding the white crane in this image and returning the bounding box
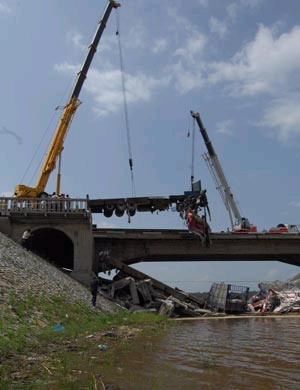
[191,111,257,233]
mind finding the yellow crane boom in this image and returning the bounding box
[15,0,120,198]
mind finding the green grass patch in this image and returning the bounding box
[0,291,170,387]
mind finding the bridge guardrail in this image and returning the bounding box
[0,197,90,216]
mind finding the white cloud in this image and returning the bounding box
[167,6,207,64]
[167,62,205,93]
[226,3,239,20]
[124,23,148,50]
[261,95,300,141]
[215,120,234,135]
[174,33,207,63]
[240,0,264,8]
[209,25,300,97]
[152,38,168,54]
[227,0,264,20]
[54,62,167,116]
[290,200,300,208]
[0,2,11,13]
[54,62,77,73]
[67,31,85,50]
[67,29,117,54]
[158,8,208,93]
[209,17,228,39]
[196,0,209,7]
[167,32,206,93]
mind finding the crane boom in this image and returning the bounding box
[15,0,120,198]
[191,111,256,232]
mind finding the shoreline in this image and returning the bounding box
[174,313,300,320]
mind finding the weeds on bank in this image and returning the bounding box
[1,291,166,356]
[0,291,169,386]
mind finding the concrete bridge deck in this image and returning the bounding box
[1,195,299,286]
[93,228,300,268]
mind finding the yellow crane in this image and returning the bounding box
[15,0,120,198]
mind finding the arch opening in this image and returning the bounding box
[28,228,74,270]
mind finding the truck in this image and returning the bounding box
[191,111,257,233]
[14,0,120,198]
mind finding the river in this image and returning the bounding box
[105,316,300,390]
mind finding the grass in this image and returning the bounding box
[0,291,170,388]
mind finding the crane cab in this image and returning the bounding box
[232,218,257,233]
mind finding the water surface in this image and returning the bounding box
[106,316,300,389]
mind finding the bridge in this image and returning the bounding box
[93,228,300,270]
[0,196,299,285]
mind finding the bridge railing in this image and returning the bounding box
[0,197,90,215]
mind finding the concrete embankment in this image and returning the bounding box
[0,232,118,314]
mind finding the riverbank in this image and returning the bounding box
[174,313,300,320]
[1,303,168,388]
[0,232,170,388]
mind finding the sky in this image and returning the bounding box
[1,0,300,291]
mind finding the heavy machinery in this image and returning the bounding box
[267,224,300,233]
[191,111,257,233]
[14,0,120,198]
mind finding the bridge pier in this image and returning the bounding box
[7,215,95,285]
[0,198,96,285]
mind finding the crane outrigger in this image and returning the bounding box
[14,0,120,198]
[191,111,257,233]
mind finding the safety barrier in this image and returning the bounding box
[0,197,90,215]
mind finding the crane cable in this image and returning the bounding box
[190,116,196,190]
[115,9,136,197]
[20,112,57,185]
[20,73,75,187]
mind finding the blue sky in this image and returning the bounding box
[1,0,300,291]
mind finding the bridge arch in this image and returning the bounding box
[28,227,74,270]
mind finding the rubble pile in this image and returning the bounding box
[99,273,210,318]
[257,273,300,291]
[99,256,300,317]
[248,276,300,314]
[203,277,300,315]
[248,289,300,313]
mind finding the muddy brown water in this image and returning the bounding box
[104,316,300,390]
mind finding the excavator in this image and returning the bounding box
[14,0,120,198]
[191,111,257,233]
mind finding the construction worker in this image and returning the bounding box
[90,276,100,307]
[21,229,32,250]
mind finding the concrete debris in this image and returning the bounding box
[200,277,300,315]
[248,287,300,314]
[258,273,300,292]
[99,271,211,318]
[246,275,300,314]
